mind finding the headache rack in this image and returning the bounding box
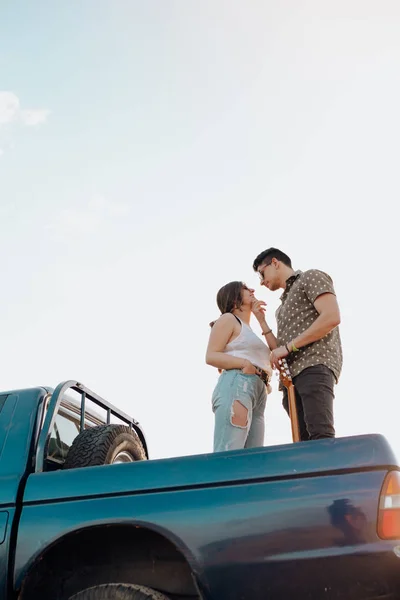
[35,380,146,472]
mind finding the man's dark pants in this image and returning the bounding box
[282,364,335,441]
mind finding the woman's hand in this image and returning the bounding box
[251,297,267,322]
[241,359,258,375]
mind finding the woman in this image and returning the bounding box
[206,281,277,452]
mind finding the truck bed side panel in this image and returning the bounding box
[15,467,400,600]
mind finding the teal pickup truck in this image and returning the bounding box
[1,380,400,600]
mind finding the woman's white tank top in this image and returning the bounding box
[223,316,272,376]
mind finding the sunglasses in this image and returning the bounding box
[257,261,272,283]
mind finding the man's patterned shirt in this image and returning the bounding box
[276,269,343,382]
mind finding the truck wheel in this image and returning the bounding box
[69,583,170,599]
[63,424,147,470]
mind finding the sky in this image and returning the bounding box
[0,0,399,462]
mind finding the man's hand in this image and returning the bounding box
[270,346,289,369]
[251,297,267,322]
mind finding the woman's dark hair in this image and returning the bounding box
[210,281,244,328]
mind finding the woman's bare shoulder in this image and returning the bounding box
[210,313,237,331]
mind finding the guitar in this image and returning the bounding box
[278,358,301,443]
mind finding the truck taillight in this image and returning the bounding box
[378,470,400,540]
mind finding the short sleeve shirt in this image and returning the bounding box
[276,269,343,382]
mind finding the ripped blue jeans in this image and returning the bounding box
[212,369,267,452]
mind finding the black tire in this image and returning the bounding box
[69,583,170,600]
[64,424,147,470]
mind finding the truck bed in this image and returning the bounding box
[15,434,400,600]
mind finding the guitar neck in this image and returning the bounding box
[287,383,301,443]
[277,358,301,443]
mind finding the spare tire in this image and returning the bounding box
[64,424,147,470]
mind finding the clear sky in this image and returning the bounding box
[0,1,399,461]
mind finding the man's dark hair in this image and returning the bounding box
[253,247,292,271]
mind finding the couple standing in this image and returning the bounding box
[206,247,343,453]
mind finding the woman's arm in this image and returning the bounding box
[251,299,278,350]
[205,314,254,371]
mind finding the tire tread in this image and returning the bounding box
[64,425,146,470]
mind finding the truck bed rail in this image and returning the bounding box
[35,380,142,472]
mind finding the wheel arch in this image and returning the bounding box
[18,520,203,600]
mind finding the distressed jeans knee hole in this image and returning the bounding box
[230,400,249,429]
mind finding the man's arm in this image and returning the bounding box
[270,292,340,369]
[289,292,341,350]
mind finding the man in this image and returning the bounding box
[252,248,342,441]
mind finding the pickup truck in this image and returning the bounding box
[1,380,400,600]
